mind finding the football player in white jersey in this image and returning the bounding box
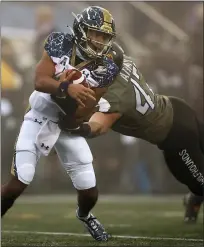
[1,6,119,242]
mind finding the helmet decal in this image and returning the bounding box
[101,9,113,33]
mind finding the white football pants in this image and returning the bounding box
[11,116,96,190]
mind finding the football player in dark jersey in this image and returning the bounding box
[64,46,204,200]
[1,6,119,242]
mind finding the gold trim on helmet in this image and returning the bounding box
[101,9,113,33]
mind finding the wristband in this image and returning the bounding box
[57,81,72,98]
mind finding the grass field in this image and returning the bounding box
[1,195,203,247]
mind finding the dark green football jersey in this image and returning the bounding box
[99,56,173,144]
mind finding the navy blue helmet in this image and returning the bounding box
[72,6,116,59]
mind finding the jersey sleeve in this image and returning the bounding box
[90,57,119,88]
[97,74,130,114]
[44,32,73,58]
[97,77,122,113]
[98,94,120,113]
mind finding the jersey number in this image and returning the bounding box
[131,66,155,115]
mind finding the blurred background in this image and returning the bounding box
[1,1,203,195]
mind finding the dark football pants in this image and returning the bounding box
[158,97,204,196]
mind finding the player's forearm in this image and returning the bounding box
[66,121,106,139]
[60,111,119,138]
[35,75,61,95]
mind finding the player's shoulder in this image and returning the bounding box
[45,31,73,44]
[44,31,74,58]
[98,89,121,113]
[98,56,119,77]
[121,55,135,68]
[86,56,119,88]
[107,42,124,70]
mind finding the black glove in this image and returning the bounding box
[58,112,79,132]
[58,112,92,137]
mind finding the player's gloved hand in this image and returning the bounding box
[58,112,79,131]
[58,112,92,137]
[67,84,96,108]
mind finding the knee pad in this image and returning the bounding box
[16,163,35,185]
[67,163,96,190]
[12,150,38,185]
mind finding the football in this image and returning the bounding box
[60,69,89,87]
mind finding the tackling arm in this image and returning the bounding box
[89,111,121,136]
[68,111,121,138]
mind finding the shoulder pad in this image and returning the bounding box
[44,32,74,58]
[107,42,124,71]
